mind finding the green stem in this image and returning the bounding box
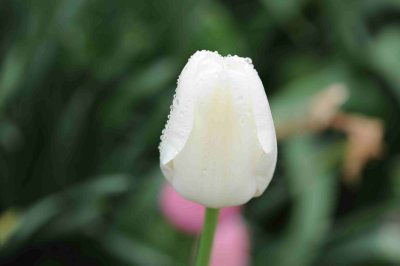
[195,208,220,266]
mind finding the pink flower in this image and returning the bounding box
[159,183,250,266]
[211,217,250,266]
[160,183,241,234]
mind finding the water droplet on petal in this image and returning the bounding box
[202,168,207,175]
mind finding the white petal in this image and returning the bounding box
[205,55,277,198]
[159,51,223,181]
[227,56,278,197]
[160,51,277,208]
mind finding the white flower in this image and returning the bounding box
[159,50,277,208]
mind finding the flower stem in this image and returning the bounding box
[195,208,220,266]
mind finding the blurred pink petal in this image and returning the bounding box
[211,217,250,266]
[160,183,241,234]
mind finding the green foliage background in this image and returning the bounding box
[0,0,400,265]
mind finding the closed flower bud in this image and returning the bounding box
[159,50,277,208]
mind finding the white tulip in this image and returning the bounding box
[159,50,277,208]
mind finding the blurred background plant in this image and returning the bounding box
[0,0,400,265]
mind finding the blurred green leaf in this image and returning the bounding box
[276,136,337,266]
[100,58,178,130]
[100,230,175,266]
[261,0,310,23]
[321,222,400,265]
[2,174,131,250]
[368,27,400,100]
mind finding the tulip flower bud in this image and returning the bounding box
[159,50,277,208]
